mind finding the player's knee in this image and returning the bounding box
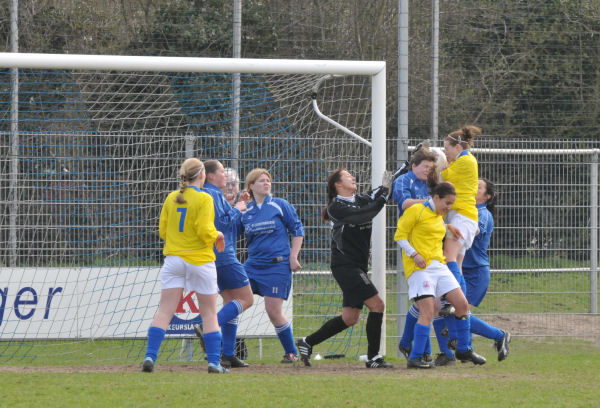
[375,299,385,313]
[242,297,254,310]
[453,298,469,316]
[342,309,360,326]
[342,314,359,326]
[366,297,385,313]
[240,293,254,310]
[265,307,284,324]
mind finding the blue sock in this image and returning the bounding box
[455,316,471,353]
[433,317,454,357]
[444,314,458,343]
[409,323,431,360]
[470,313,504,341]
[445,261,464,344]
[425,335,432,355]
[145,326,166,362]
[217,299,243,327]
[447,261,466,293]
[221,317,239,357]
[457,274,467,294]
[203,330,222,366]
[275,322,297,355]
[400,304,419,348]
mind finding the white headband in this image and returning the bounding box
[447,134,463,143]
[189,166,203,180]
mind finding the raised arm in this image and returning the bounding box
[328,186,389,225]
[212,193,242,230]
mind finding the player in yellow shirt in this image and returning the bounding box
[439,125,482,358]
[395,182,485,368]
[142,158,227,374]
[441,125,481,274]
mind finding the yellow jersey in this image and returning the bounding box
[394,202,447,279]
[441,150,478,222]
[159,186,218,265]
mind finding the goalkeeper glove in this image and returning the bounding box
[382,170,395,190]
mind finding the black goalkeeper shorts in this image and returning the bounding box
[331,264,379,309]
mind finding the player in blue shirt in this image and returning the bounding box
[193,160,254,368]
[462,178,511,361]
[393,149,434,217]
[236,168,304,363]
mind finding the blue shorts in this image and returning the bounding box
[217,261,250,292]
[462,265,490,307]
[244,261,292,300]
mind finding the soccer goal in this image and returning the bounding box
[0,53,386,363]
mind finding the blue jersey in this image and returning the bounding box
[203,183,242,267]
[462,204,494,268]
[238,195,304,267]
[392,170,430,216]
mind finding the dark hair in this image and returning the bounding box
[445,125,482,149]
[204,159,221,175]
[411,147,437,168]
[430,181,456,199]
[410,146,440,190]
[480,178,498,217]
[322,168,346,221]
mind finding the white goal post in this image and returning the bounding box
[0,53,387,356]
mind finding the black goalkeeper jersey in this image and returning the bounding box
[327,186,389,269]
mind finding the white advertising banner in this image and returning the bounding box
[0,267,292,339]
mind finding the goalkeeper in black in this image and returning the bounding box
[296,168,393,368]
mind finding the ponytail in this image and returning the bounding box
[176,183,188,204]
[446,125,482,149]
[176,158,204,204]
[426,161,440,191]
[481,178,498,218]
[322,168,346,221]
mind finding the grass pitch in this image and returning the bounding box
[1,339,599,408]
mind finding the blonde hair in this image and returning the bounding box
[445,125,482,149]
[245,168,271,200]
[176,158,204,204]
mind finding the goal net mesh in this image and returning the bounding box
[0,68,375,363]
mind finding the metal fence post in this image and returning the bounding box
[397,0,409,356]
[591,152,598,314]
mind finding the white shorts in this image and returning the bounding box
[160,255,219,295]
[407,260,460,300]
[445,210,478,255]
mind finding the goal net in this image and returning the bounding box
[0,54,386,364]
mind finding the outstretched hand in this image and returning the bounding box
[235,191,251,212]
[238,190,251,202]
[382,170,395,190]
